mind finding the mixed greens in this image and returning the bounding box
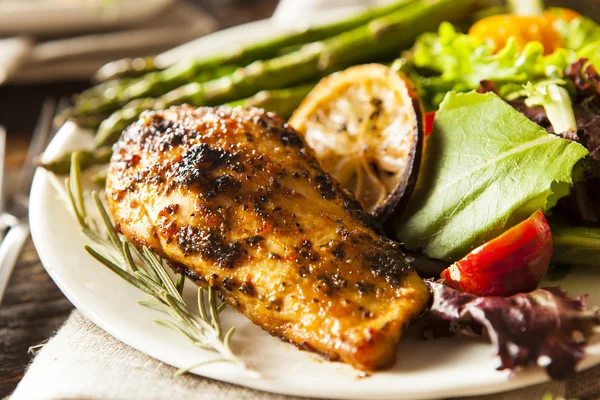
[392,2,600,377]
[391,5,600,268]
[396,15,600,111]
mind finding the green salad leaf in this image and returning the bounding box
[395,91,589,262]
[523,81,577,136]
[551,222,600,266]
[553,14,600,67]
[398,23,558,110]
[398,15,600,111]
[553,15,600,52]
[413,23,545,86]
[577,40,600,70]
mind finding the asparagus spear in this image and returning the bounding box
[43,84,316,173]
[71,113,111,131]
[54,77,134,127]
[95,83,315,148]
[93,56,158,83]
[64,0,420,121]
[59,64,239,125]
[48,0,474,173]
[95,98,155,148]
[54,78,133,127]
[95,0,473,145]
[38,146,112,175]
[74,77,132,102]
[54,66,235,126]
[94,0,419,82]
[170,0,472,106]
[229,83,315,119]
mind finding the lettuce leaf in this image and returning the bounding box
[395,91,588,261]
[523,81,577,138]
[423,281,600,379]
[578,41,600,69]
[554,15,600,68]
[502,60,600,160]
[413,23,545,86]
[398,17,600,111]
[553,15,600,52]
[401,23,549,110]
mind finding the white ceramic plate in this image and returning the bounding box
[30,19,600,400]
[0,0,175,36]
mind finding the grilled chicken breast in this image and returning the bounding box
[106,106,429,370]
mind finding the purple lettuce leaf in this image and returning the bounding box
[565,58,600,100]
[422,281,600,379]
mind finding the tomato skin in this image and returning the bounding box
[424,112,435,136]
[544,8,580,23]
[468,8,580,56]
[469,15,562,55]
[441,210,553,297]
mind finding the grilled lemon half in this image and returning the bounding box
[290,64,423,222]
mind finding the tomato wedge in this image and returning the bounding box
[441,210,553,296]
[424,112,435,136]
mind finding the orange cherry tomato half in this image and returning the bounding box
[544,8,580,23]
[469,15,561,55]
[441,210,553,297]
[467,8,580,56]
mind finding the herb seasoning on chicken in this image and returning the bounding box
[106,106,429,371]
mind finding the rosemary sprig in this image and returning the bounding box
[64,153,247,376]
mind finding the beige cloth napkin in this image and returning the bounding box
[10,310,600,400]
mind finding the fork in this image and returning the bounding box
[0,98,68,304]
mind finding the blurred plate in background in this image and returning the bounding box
[0,0,176,36]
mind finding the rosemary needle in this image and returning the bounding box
[63,152,247,376]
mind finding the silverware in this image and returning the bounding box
[0,98,64,303]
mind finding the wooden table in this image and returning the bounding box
[0,1,276,396]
